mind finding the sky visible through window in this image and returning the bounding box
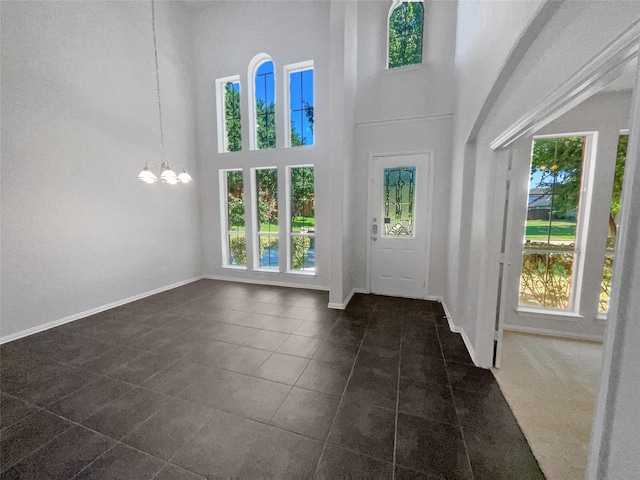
[290,69,314,146]
[255,62,274,106]
[255,61,276,149]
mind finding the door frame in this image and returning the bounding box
[365,150,434,298]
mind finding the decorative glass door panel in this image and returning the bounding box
[382,167,416,237]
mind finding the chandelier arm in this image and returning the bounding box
[145,161,160,174]
[151,0,165,159]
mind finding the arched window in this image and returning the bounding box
[387,1,424,69]
[248,54,276,150]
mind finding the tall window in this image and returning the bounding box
[220,170,246,267]
[388,1,424,69]
[255,61,276,149]
[253,168,279,270]
[286,62,314,147]
[288,166,315,273]
[519,136,587,311]
[600,133,628,313]
[215,76,241,153]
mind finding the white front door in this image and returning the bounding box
[369,154,430,298]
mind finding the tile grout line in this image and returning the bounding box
[0,412,76,473]
[7,321,370,435]
[0,390,168,478]
[392,306,406,479]
[68,442,131,480]
[48,404,170,479]
[313,306,373,476]
[437,321,476,480]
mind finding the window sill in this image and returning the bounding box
[285,144,315,150]
[222,265,247,271]
[596,312,608,323]
[516,307,583,321]
[286,270,316,276]
[253,268,280,273]
[385,63,424,74]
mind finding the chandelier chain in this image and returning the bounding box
[151,0,164,159]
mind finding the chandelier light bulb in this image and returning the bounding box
[178,170,193,184]
[138,166,159,184]
[160,161,178,184]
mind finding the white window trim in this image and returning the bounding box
[283,60,314,148]
[248,53,275,151]
[215,75,241,154]
[251,166,280,272]
[518,132,597,314]
[286,164,316,275]
[219,168,247,269]
[386,0,425,71]
[516,307,583,320]
[598,129,629,317]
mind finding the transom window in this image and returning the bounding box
[215,76,241,153]
[388,1,424,69]
[285,62,314,147]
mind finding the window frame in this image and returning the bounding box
[251,166,280,273]
[219,168,247,269]
[517,132,597,315]
[283,60,315,148]
[248,53,276,151]
[386,0,425,70]
[215,75,241,154]
[598,129,629,318]
[286,164,316,275]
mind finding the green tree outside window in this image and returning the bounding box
[388,2,424,69]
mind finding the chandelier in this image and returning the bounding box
[138,0,192,185]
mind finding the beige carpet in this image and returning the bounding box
[492,331,602,480]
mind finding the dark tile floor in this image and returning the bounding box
[0,279,544,479]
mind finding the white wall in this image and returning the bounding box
[332,1,359,304]
[446,0,547,341]
[355,0,456,124]
[0,1,201,341]
[350,0,456,299]
[190,1,332,292]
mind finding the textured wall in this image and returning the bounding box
[1,1,201,340]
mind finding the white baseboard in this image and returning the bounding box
[504,324,604,342]
[459,327,479,366]
[427,295,479,367]
[328,288,366,310]
[0,276,204,345]
[426,295,459,333]
[203,274,329,292]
